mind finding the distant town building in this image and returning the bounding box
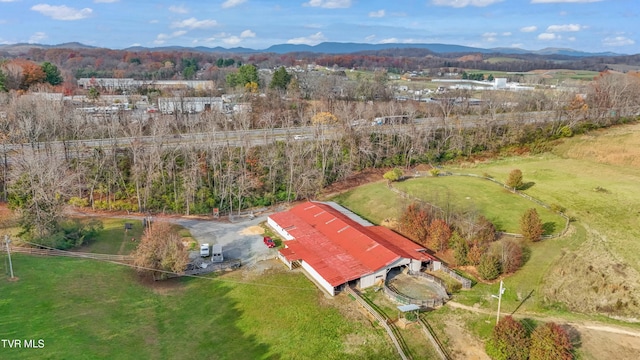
[158,97,223,114]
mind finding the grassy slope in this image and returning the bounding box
[0,256,395,360]
[394,176,565,234]
[332,122,640,319]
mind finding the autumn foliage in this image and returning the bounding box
[428,219,452,252]
[520,208,544,242]
[399,203,432,245]
[530,322,574,360]
[486,316,530,360]
[132,222,189,280]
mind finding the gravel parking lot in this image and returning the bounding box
[174,215,278,264]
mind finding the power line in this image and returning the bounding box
[12,240,316,292]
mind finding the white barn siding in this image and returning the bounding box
[409,259,422,272]
[300,261,335,296]
[267,217,294,240]
[360,257,411,290]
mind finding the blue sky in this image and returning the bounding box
[0,0,637,54]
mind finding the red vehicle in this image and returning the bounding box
[263,236,276,248]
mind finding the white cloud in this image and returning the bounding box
[502,32,512,36]
[31,4,93,20]
[431,0,504,8]
[224,36,242,45]
[240,29,256,38]
[379,38,399,44]
[304,0,351,9]
[168,5,188,14]
[129,43,141,47]
[222,0,247,8]
[153,30,187,45]
[369,10,385,18]
[567,36,576,41]
[531,0,602,3]
[93,0,119,3]
[149,19,159,24]
[0,0,20,2]
[365,34,376,42]
[483,32,497,42]
[287,31,327,45]
[546,24,583,32]
[537,33,557,40]
[602,36,635,47]
[520,26,538,32]
[171,17,218,29]
[28,31,47,43]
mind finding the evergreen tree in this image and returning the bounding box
[0,69,6,92]
[270,66,292,90]
[478,253,502,280]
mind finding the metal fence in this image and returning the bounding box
[3,246,133,263]
[345,287,410,360]
[432,265,472,289]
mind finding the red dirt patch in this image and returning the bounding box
[321,168,387,196]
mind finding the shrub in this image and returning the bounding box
[500,239,524,274]
[383,168,403,183]
[429,168,440,177]
[68,197,89,207]
[478,253,502,280]
[486,316,530,360]
[530,322,574,360]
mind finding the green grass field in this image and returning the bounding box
[394,176,565,234]
[332,123,640,320]
[77,218,144,255]
[331,177,565,235]
[0,255,396,360]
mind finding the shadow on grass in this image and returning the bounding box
[543,222,557,235]
[0,255,277,359]
[518,182,536,191]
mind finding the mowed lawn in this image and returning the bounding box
[0,255,395,360]
[332,177,565,235]
[76,218,144,255]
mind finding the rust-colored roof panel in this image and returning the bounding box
[271,201,432,287]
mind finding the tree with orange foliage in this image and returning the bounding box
[428,218,452,252]
[399,203,431,245]
[18,60,46,90]
[132,222,189,280]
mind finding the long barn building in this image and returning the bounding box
[268,201,437,296]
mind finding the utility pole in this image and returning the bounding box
[5,235,14,279]
[492,280,505,325]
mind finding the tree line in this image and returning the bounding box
[0,72,638,247]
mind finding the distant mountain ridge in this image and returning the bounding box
[0,41,622,57]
